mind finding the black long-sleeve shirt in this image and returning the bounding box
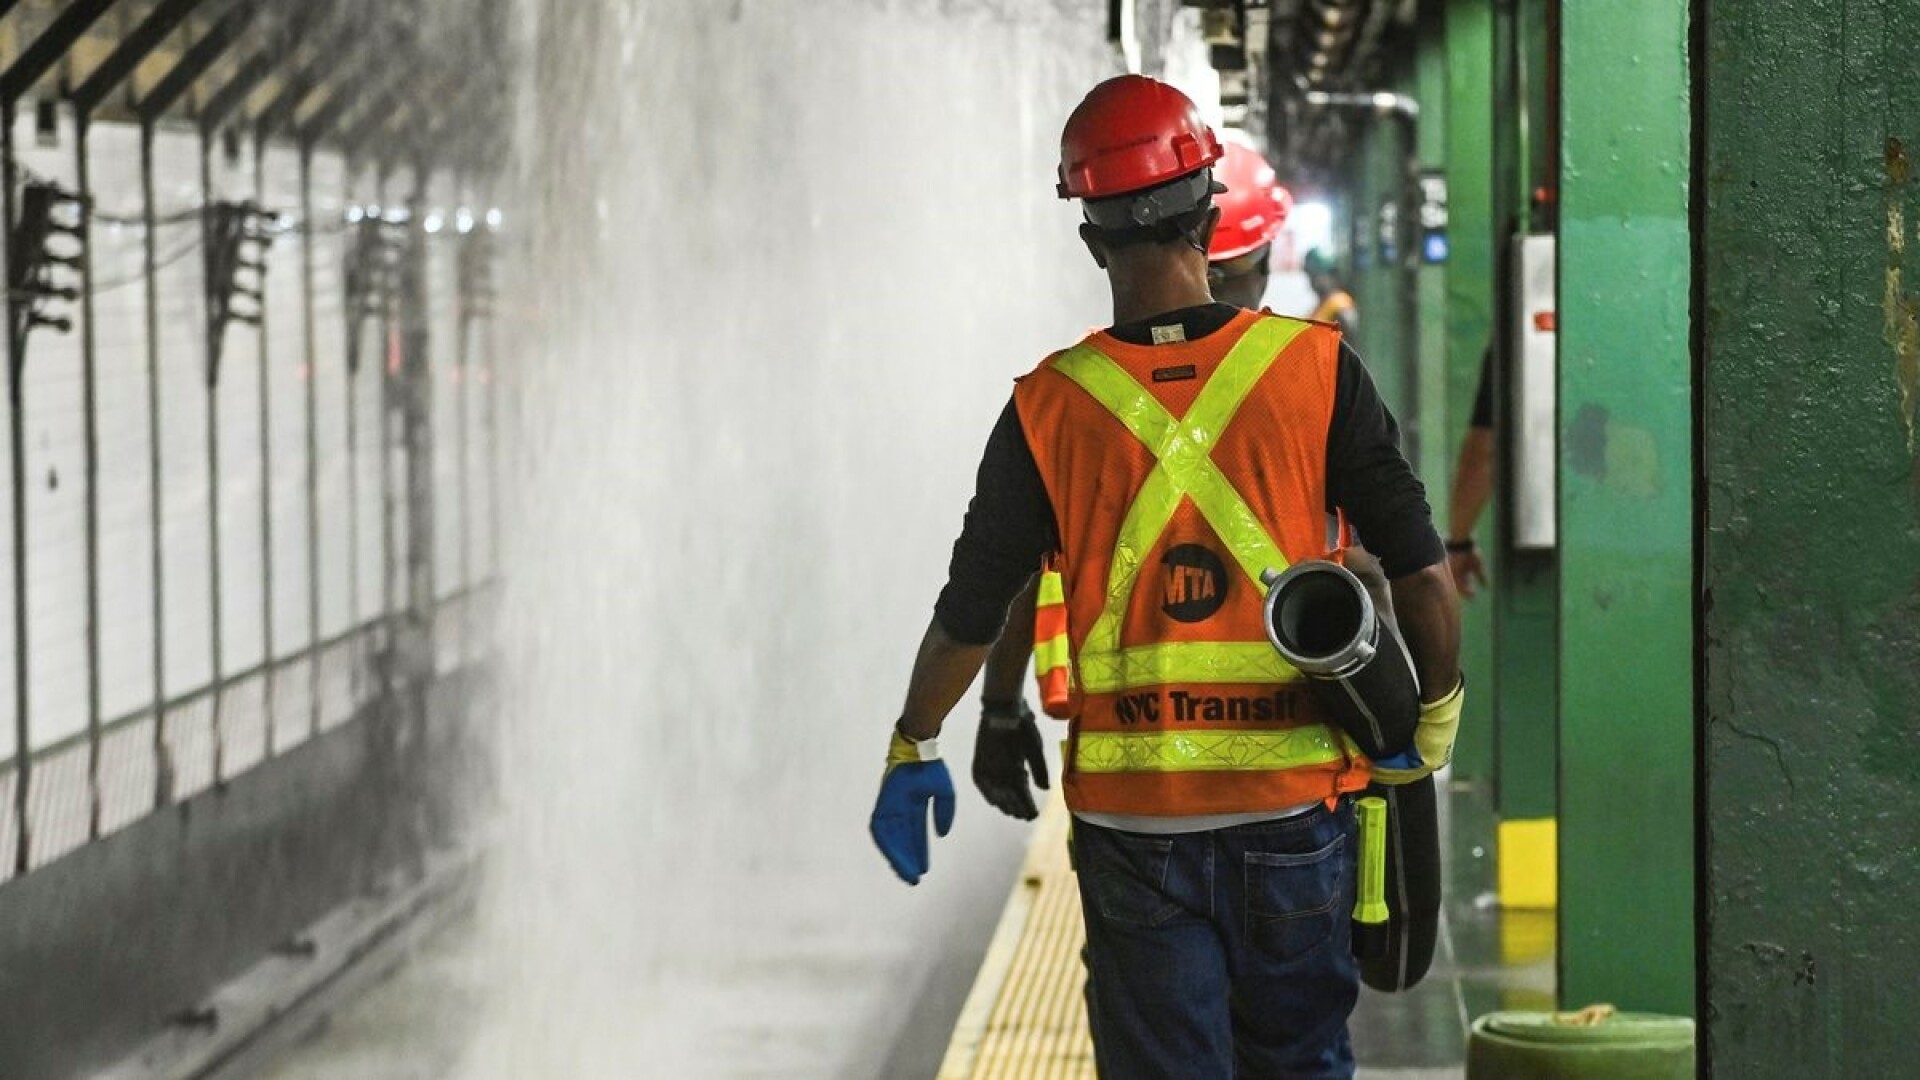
[935,303,1444,645]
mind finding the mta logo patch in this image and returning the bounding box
[1160,544,1228,623]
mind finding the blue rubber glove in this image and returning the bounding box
[869,730,957,886]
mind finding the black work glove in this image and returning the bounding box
[972,699,1050,821]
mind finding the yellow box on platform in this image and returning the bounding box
[1498,818,1558,910]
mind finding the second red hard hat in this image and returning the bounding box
[1209,140,1292,262]
[1057,74,1225,201]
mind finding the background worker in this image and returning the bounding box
[1305,247,1358,337]
[971,576,1052,820]
[1203,145,1399,617]
[1445,350,1496,597]
[868,74,1462,1078]
[1205,139,1291,310]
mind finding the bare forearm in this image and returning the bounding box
[1388,563,1462,701]
[898,617,992,742]
[1345,544,1395,624]
[1447,428,1495,540]
[981,575,1039,703]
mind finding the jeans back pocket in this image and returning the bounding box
[1089,832,1182,928]
[1244,833,1346,964]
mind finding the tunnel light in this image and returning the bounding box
[367,204,382,219]
[485,208,503,229]
[424,212,445,234]
[1371,92,1398,110]
[347,205,365,223]
[1289,200,1335,257]
[455,208,475,234]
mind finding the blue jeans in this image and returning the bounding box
[1075,801,1359,1080]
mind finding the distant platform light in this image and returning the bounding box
[455,208,475,234]
[367,204,382,219]
[1289,199,1335,258]
[424,212,446,234]
[347,205,365,223]
[485,208,503,229]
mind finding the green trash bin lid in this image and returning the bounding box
[1468,1010,1695,1080]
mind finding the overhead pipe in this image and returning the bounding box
[1302,88,1419,119]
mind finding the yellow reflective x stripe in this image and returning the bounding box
[1074,725,1346,774]
[1076,642,1300,693]
[1052,318,1310,693]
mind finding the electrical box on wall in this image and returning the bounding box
[1511,233,1557,550]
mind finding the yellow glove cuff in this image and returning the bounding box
[1371,677,1464,785]
[1413,677,1464,772]
[887,730,942,769]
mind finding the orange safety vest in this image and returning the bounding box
[1311,290,1355,324]
[1013,309,1370,818]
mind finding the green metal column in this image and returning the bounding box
[1443,0,1495,783]
[1700,1,1920,1074]
[1414,10,1449,495]
[1491,0,1558,830]
[1557,2,1693,1014]
[1353,110,1409,416]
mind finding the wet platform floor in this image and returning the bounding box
[249,776,1551,1079]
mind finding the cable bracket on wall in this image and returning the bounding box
[204,199,277,388]
[6,180,86,394]
[344,209,409,376]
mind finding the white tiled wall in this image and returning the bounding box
[0,108,492,763]
[11,107,88,752]
[262,143,311,663]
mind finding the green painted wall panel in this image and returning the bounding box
[1494,558,1556,819]
[1353,108,1411,420]
[1558,2,1694,1015]
[1491,0,1560,825]
[1415,15,1450,499]
[1700,0,1920,1074]
[1444,0,1496,783]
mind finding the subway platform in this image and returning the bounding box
[237,775,1552,1080]
[935,776,1549,1080]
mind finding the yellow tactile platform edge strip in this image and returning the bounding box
[936,791,1098,1080]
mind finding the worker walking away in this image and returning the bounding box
[1205,138,1292,310]
[1305,247,1358,337]
[974,138,1295,785]
[867,74,1463,1079]
[969,139,1300,824]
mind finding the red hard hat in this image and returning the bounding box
[1208,141,1291,261]
[1057,75,1225,200]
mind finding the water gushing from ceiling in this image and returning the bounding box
[463,2,1115,1075]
